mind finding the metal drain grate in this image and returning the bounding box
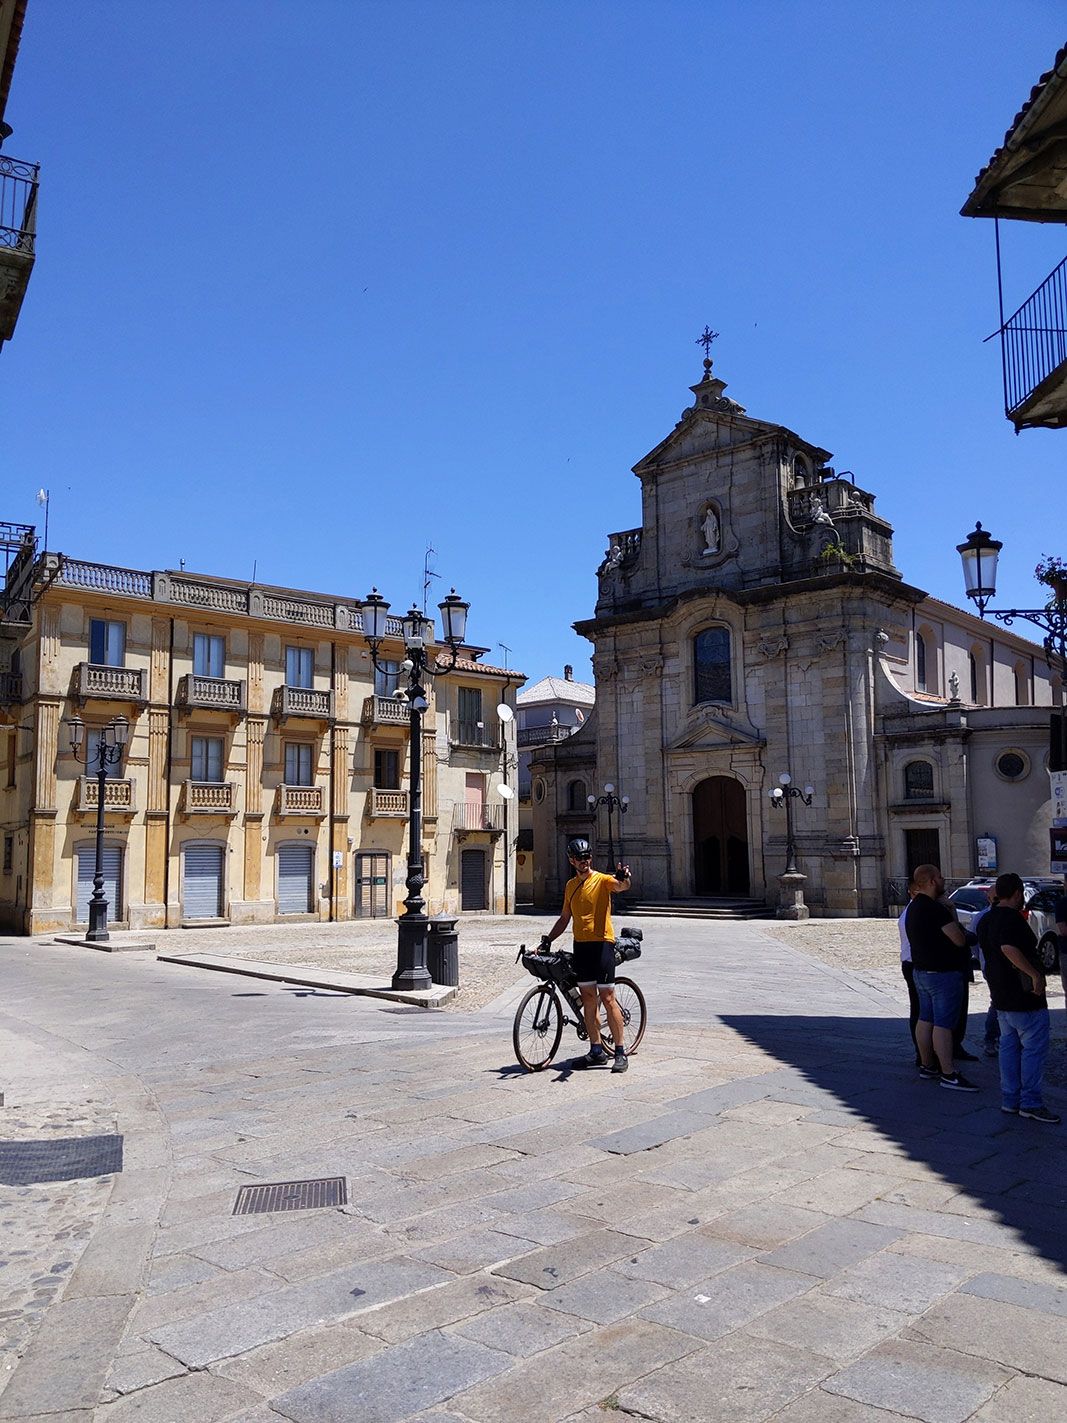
[0,1134,124,1186]
[233,1176,347,1216]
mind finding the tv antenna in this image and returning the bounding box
[421,543,440,613]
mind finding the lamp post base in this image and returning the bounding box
[85,899,110,943]
[776,871,810,920]
[393,914,432,991]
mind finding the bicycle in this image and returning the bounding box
[512,927,648,1072]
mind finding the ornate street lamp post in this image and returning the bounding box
[770,772,815,920]
[496,701,516,915]
[957,522,1067,772]
[587,783,629,871]
[357,586,469,991]
[66,714,129,943]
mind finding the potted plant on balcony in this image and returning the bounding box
[1035,554,1067,605]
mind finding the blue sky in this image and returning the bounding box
[4,1,1065,683]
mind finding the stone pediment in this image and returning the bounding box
[666,709,764,752]
[633,407,830,479]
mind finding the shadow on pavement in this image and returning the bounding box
[721,1011,1067,1271]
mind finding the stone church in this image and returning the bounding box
[530,354,1058,916]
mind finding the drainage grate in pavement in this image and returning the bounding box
[0,1134,124,1186]
[233,1176,347,1215]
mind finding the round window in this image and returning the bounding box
[533,777,546,804]
[995,750,1028,781]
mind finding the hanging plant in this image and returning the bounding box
[1034,554,1067,601]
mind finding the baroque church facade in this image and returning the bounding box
[530,356,1057,917]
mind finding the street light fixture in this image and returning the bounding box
[769,772,814,917]
[957,522,1067,769]
[357,585,469,991]
[66,714,129,942]
[587,783,630,870]
[496,701,516,914]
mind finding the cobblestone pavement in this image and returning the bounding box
[2,920,1067,1421]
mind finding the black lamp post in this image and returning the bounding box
[770,772,814,899]
[587,783,629,870]
[957,522,1067,771]
[357,585,469,991]
[67,714,129,942]
[495,701,516,915]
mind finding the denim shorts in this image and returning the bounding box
[912,969,964,1029]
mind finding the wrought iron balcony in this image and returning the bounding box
[367,787,409,818]
[517,724,574,748]
[361,693,410,728]
[178,674,246,715]
[75,776,135,816]
[999,256,1067,430]
[183,780,238,816]
[75,663,148,704]
[453,803,505,833]
[450,720,499,751]
[276,783,326,817]
[274,685,334,721]
[0,154,39,345]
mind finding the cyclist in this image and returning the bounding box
[540,836,632,1072]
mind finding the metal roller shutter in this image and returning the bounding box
[460,848,487,911]
[76,845,123,924]
[183,845,224,919]
[278,844,314,914]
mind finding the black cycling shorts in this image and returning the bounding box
[572,940,616,987]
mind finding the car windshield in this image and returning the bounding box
[949,889,988,911]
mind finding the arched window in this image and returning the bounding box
[916,632,928,692]
[694,627,732,705]
[904,761,935,800]
[1013,662,1029,706]
[969,651,979,704]
[566,778,587,812]
[793,455,809,486]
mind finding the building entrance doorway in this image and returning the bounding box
[355,852,391,918]
[693,776,749,896]
[904,828,941,876]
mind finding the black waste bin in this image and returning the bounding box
[427,915,460,987]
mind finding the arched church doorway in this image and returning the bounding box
[693,776,749,896]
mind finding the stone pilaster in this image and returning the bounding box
[248,635,264,715]
[150,618,169,704]
[243,715,267,909]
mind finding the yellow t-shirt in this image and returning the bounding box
[564,870,615,943]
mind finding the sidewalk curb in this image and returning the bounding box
[156,951,458,1007]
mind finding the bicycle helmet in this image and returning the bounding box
[566,836,592,858]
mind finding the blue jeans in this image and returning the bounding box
[984,1001,1000,1046]
[998,1008,1050,1110]
[913,970,964,1029]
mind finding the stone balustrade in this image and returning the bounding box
[76,663,148,703]
[76,776,135,814]
[275,685,334,721]
[178,674,246,714]
[277,784,326,817]
[362,694,410,727]
[368,788,409,818]
[183,780,237,815]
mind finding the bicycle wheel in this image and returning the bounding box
[600,976,647,1055]
[513,984,564,1071]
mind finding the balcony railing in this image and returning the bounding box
[75,776,135,815]
[454,803,505,833]
[451,720,499,750]
[76,663,148,703]
[0,671,22,705]
[0,155,38,345]
[368,788,409,818]
[362,693,410,728]
[1000,256,1067,429]
[178,674,246,714]
[517,724,575,748]
[183,780,237,815]
[274,685,334,721]
[276,784,326,817]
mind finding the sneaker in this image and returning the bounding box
[955,1048,980,1063]
[572,1048,609,1069]
[917,1064,940,1081]
[940,1073,980,1092]
[1001,1104,1019,1114]
[611,1052,629,1074]
[984,1041,1000,1058]
[1019,1105,1062,1124]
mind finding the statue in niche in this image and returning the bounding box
[701,506,721,555]
[948,671,961,702]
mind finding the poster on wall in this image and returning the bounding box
[1050,770,1067,825]
[1051,826,1067,875]
[976,836,997,873]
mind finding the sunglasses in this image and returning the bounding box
[572,854,592,862]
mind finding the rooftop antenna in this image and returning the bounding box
[35,488,49,550]
[179,558,186,572]
[251,559,257,584]
[421,543,440,614]
[498,641,512,669]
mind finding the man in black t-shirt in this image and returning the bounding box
[904,863,977,1092]
[978,872,1060,1124]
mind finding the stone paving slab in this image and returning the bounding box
[905,1290,1067,1384]
[821,1338,1011,1423]
[638,1261,816,1342]
[95,1370,261,1422]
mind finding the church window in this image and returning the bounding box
[793,455,809,486]
[969,651,980,704]
[916,632,928,692]
[1013,662,1029,706]
[693,627,732,705]
[567,779,588,811]
[903,761,935,800]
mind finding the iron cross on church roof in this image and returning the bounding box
[696,326,719,359]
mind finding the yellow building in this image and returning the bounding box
[0,545,523,934]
